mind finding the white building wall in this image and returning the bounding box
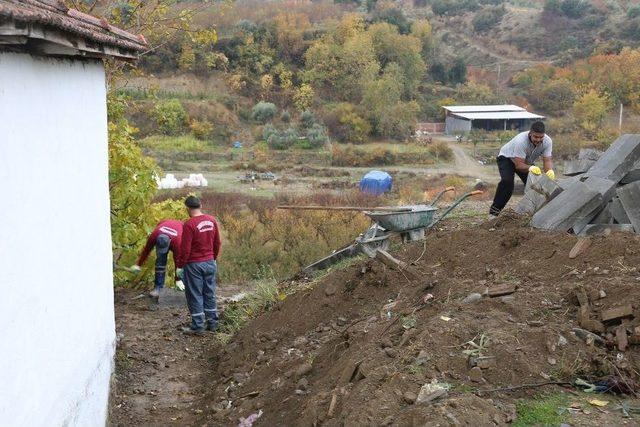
[445,116,472,135]
[0,52,114,426]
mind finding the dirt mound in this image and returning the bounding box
[198,217,640,426]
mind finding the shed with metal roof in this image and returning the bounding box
[442,105,545,135]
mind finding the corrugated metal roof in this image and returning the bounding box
[0,0,147,57]
[452,111,545,120]
[443,105,526,113]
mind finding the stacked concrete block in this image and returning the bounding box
[528,135,640,235]
[515,173,561,215]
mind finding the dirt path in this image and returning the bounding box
[108,284,247,426]
[448,141,496,181]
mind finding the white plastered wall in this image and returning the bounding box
[0,52,114,426]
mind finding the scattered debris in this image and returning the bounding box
[569,237,592,259]
[416,381,450,404]
[601,305,634,323]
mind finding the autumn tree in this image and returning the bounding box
[573,89,611,137]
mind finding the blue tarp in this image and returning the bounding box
[359,170,392,196]
[233,141,243,148]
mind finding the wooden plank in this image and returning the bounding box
[277,205,412,212]
[375,249,418,279]
[601,305,634,322]
[487,284,516,297]
[569,237,592,259]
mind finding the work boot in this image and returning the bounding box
[181,326,205,336]
[149,288,161,298]
[206,321,218,332]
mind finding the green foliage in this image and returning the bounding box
[560,0,589,19]
[252,101,278,123]
[217,279,281,335]
[371,7,411,34]
[306,123,329,148]
[629,6,640,19]
[539,79,577,113]
[280,110,291,123]
[108,96,186,286]
[300,111,316,129]
[324,103,371,144]
[513,393,569,427]
[141,135,208,152]
[573,89,611,136]
[455,81,499,104]
[267,127,299,149]
[431,0,479,16]
[151,99,187,135]
[472,5,506,33]
[449,57,467,84]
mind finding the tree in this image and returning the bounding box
[294,84,315,111]
[448,57,467,84]
[455,81,497,104]
[151,99,187,135]
[472,5,506,33]
[273,12,311,63]
[573,89,611,136]
[324,103,371,143]
[539,79,577,113]
[371,7,412,34]
[108,96,184,286]
[411,19,435,57]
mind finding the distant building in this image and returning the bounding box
[0,0,146,425]
[443,105,545,135]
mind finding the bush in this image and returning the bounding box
[323,103,371,144]
[560,0,589,19]
[331,145,397,167]
[300,111,316,129]
[251,101,278,123]
[262,124,278,141]
[629,6,640,19]
[151,99,187,135]
[189,119,214,140]
[472,6,505,33]
[428,141,453,161]
[280,110,291,123]
[432,0,479,16]
[306,123,329,148]
[539,79,577,114]
[267,127,299,150]
[372,7,411,34]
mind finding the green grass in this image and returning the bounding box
[514,393,570,427]
[141,134,210,152]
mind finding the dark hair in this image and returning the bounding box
[184,195,201,209]
[530,121,545,134]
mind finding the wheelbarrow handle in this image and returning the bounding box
[428,190,481,229]
[429,186,456,206]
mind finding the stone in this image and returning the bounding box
[616,325,628,352]
[297,377,309,391]
[416,382,448,404]
[403,391,417,404]
[469,366,484,383]
[572,327,606,345]
[547,357,557,365]
[571,177,618,233]
[610,197,631,224]
[385,347,398,358]
[415,350,430,366]
[531,181,603,232]
[580,319,605,334]
[515,176,547,215]
[585,134,640,183]
[617,181,640,232]
[477,357,496,369]
[590,203,613,224]
[557,175,581,190]
[380,337,393,349]
[500,295,515,304]
[336,317,347,326]
[601,305,634,322]
[295,362,313,377]
[324,284,337,296]
[293,336,308,348]
[462,293,482,304]
[564,158,596,176]
[580,224,635,236]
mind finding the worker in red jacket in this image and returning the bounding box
[131,219,183,297]
[177,196,222,335]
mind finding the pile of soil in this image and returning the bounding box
[198,213,640,426]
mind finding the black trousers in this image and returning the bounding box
[490,156,529,215]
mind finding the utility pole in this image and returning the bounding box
[496,63,501,101]
[619,103,623,133]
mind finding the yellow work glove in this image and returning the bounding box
[528,165,542,175]
[545,169,555,180]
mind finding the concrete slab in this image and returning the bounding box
[531,181,603,232]
[590,203,613,224]
[617,181,640,232]
[515,175,546,215]
[557,176,581,190]
[621,160,640,184]
[610,196,630,224]
[580,224,635,236]
[564,158,595,176]
[579,148,603,161]
[585,134,640,183]
[530,174,563,200]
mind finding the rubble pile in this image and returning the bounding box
[516,134,640,235]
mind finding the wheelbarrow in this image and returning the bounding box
[355,189,483,257]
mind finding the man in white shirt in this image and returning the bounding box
[489,121,555,216]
